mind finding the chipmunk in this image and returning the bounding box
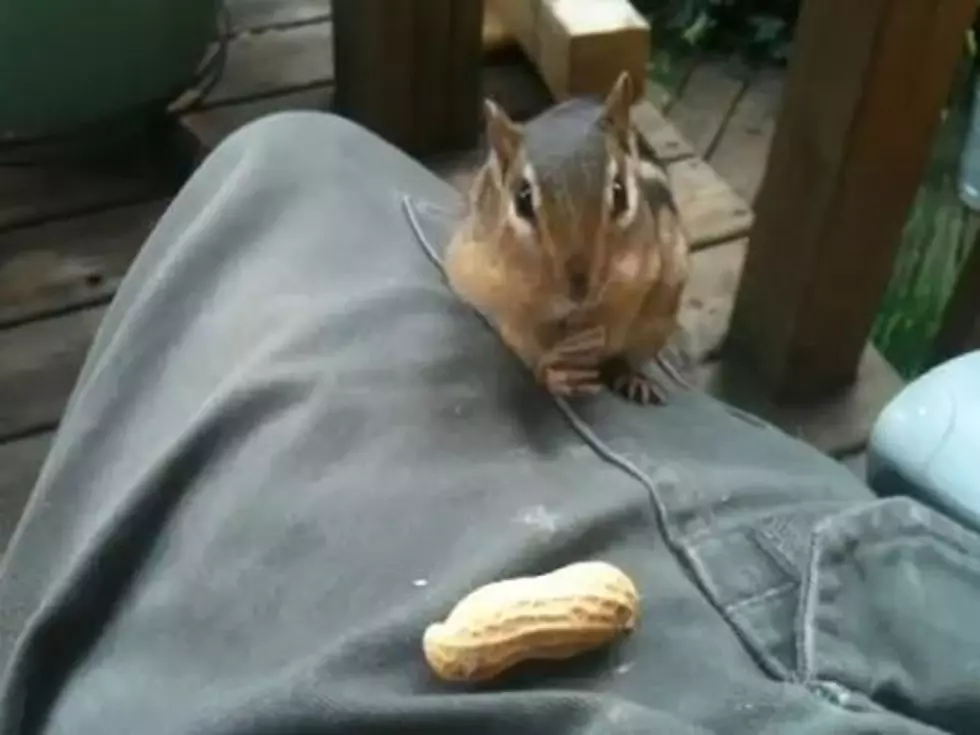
[445,71,689,405]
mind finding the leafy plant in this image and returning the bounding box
[633,0,801,66]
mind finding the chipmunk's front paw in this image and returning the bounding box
[536,326,606,397]
[602,358,666,406]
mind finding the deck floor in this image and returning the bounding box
[0,3,890,555]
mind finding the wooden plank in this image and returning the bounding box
[666,58,748,158]
[182,86,333,150]
[728,0,977,402]
[0,128,187,233]
[931,215,980,364]
[677,239,746,362]
[204,22,334,107]
[0,201,167,328]
[645,47,698,113]
[676,240,903,455]
[226,0,331,35]
[0,306,107,441]
[490,0,650,101]
[0,433,53,558]
[200,18,549,127]
[632,100,695,162]
[695,345,902,455]
[332,0,483,156]
[708,68,784,203]
[187,59,550,154]
[668,157,753,248]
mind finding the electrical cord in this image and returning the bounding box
[0,1,230,167]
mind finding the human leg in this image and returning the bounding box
[1,111,978,735]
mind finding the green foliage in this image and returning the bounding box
[871,56,979,378]
[634,0,800,66]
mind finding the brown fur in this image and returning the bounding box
[445,72,690,404]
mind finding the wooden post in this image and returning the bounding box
[332,0,483,157]
[932,221,980,364]
[726,0,977,401]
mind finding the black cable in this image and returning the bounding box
[0,1,230,168]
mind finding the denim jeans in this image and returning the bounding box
[1,112,978,735]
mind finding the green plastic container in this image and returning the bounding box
[0,0,219,137]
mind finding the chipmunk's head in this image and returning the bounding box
[469,71,655,307]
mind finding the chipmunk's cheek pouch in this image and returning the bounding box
[610,250,643,281]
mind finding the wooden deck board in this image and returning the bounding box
[0,144,183,234]
[665,58,748,158]
[0,201,168,328]
[0,433,52,557]
[204,22,334,107]
[227,0,331,34]
[708,68,784,203]
[0,307,106,440]
[680,240,901,454]
[182,86,333,149]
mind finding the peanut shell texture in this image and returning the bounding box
[422,560,639,682]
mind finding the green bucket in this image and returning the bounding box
[0,0,219,138]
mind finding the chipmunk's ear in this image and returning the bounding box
[483,98,522,178]
[601,71,634,150]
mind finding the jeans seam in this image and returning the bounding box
[724,579,798,613]
[751,527,805,582]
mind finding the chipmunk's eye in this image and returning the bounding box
[514,179,535,221]
[611,174,628,218]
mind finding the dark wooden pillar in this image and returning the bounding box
[727,0,978,401]
[332,0,484,157]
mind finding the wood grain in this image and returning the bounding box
[0,130,186,233]
[204,22,334,107]
[666,59,748,158]
[0,202,167,328]
[694,345,902,456]
[678,239,745,361]
[668,157,753,248]
[227,0,332,34]
[0,306,107,441]
[632,100,695,162]
[183,86,333,150]
[679,240,903,456]
[708,68,784,203]
[728,0,976,401]
[0,433,52,558]
[332,0,483,155]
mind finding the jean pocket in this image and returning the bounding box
[800,497,980,731]
[688,497,980,728]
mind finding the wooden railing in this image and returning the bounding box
[727,0,980,401]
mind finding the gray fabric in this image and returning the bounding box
[1,111,979,735]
